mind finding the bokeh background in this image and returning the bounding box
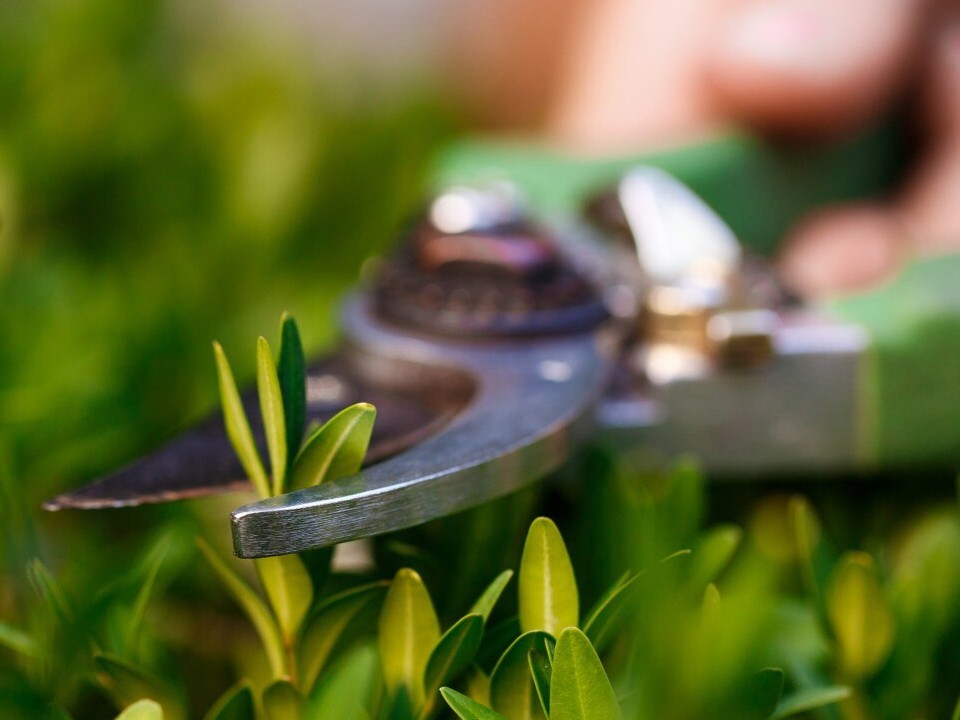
[1,1,958,719]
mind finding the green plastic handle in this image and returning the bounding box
[435,127,960,469]
[435,125,904,255]
[831,256,960,468]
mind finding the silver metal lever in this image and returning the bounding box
[230,296,612,557]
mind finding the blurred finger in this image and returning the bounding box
[900,18,960,251]
[710,0,933,137]
[778,205,909,296]
[779,17,960,297]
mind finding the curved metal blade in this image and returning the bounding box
[230,298,612,557]
[43,355,472,510]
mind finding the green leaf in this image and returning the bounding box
[115,700,163,720]
[255,554,312,645]
[385,686,416,720]
[291,403,376,491]
[440,688,508,720]
[309,645,380,720]
[424,614,485,702]
[0,620,38,658]
[771,686,851,719]
[467,666,492,706]
[95,655,183,720]
[789,497,822,602]
[952,692,960,720]
[257,336,287,496]
[581,572,638,653]
[826,551,895,679]
[379,568,440,710]
[690,524,742,589]
[277,313,306,473]
[549,628,621,720]
[202,681,255,720]
[702,583,721,621]
[196,538,285,677]
[741,668,784,720]
[262,680,303,720]
[490,631,553,720]
[469,570,514,623]
[213,342,270,498]
[300,582,388,691]
[519,517,578,636]
[528,647,552,718]
[27,559,72,623]
[124,536,172,657]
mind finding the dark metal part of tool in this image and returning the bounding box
[374,184,608,337]
[44,168,870,557]
[43,355,473,510]
[230,295,613,557]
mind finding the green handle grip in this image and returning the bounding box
[435,125,904,255]
[831,256,960,468]
[435,127,960,468]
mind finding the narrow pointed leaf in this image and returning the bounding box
[790,497,823,602]
[424,614,485,701]
[27,559,72,623]
[519,517,578,635]
[469,571,514,623]
[0,620,38,658]
[291,403,376,491]
[441,688,508,720]
[213,342,269,498]
[202,681,255,720]
[277,313,306,472]
[125,536,171,657]
[115,701,163,720]
[196,539,285,677]
[549,628,621,720]
[826,552,894,679]
[255,554,312,644]
[702,583,721,620]
[300,582,388,690]
[379,568,440,710]
[771,686,851,719]
[741,668,784,720]
[528,648,552,717]
[386,686,415,720]
[581,572,639,653]
[490,631,553,720]
[309,645,380,720]
[257,337,287,496]
[690,524,742,589]
[262,680,303,720]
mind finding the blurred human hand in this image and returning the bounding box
[454,0,960,297]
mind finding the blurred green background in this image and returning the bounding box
[0,0,450,559]
[0,0,450,712]
[0,1,958,718]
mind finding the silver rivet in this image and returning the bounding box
[538,360,573,382]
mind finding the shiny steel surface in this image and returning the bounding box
[45,167,876,560]
[230,296,613,557]
[43,354,473,510]
[598,315,868,474]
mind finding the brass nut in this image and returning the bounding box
[706,310,777,369]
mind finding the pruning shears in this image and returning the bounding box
[44,146,960,558]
